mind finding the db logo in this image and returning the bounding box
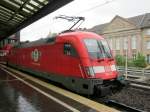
[31,49,41,62]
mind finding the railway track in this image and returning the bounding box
[127,79,150,91]
[1,64,149,112]
[91,79,150,112]
[105,100,144,112]
[91,96,145,112]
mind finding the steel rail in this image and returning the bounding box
[105,100,144,112]
[126,80,150,91]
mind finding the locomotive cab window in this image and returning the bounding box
[64,43,77,57]
[84,39,112,59]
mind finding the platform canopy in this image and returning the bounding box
[0,0,73,40]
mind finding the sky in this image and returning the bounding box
[20,0,150,41]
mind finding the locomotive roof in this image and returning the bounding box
[16,31,103,48]
[16,36,56,48]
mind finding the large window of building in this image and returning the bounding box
[132,53,136,60]
[131,36,136,49]
[123,38,128,50]
[145,28,150,35]
[147,41,150,49]
[147,54,150,64]
[108,38,113,50]
[116,38,120,50]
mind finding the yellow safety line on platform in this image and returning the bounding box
[1,67,80,112]
[1,65,120,112]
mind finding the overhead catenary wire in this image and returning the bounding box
[72,0,118,28]
[48,0,118,33]
[75,0,117,15]
[51,0,117,24]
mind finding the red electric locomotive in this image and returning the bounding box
[6,16,125,96]
[0,44,12,64]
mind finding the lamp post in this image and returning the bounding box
[125,39,128,79]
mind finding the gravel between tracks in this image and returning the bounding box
[106,87,150,112]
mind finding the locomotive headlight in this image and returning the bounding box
[93,66,105,73]
[111,65,116,71]
[85,67,95,77]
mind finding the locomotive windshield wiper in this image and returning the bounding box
[97,40,112,58]
[97,41,106,58]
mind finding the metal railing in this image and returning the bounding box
[117,66,150,78]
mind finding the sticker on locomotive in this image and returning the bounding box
[31,49,41,62]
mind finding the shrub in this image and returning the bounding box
[115,55,125,66]
[127,59,135,67]
[115,53,147,68]
[133,53,146,68]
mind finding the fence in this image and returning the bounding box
[117,66,150,78]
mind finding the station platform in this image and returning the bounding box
[0,64,119,112]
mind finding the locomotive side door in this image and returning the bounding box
[62,43,83,78]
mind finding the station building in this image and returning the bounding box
[0,32,20,48]
[89,13,150,64]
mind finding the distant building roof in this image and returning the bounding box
[88,13,150,34]
[87,23,108,34]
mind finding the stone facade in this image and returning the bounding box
[89,13,150,63]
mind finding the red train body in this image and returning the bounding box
[0,44,12,64]
[1,31,125,95]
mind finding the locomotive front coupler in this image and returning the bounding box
[94,77,128,97]
[94,84,111,97]
[116,74,129,86]
[110,76,129,93]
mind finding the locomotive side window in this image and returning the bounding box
[64,43,77,57]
